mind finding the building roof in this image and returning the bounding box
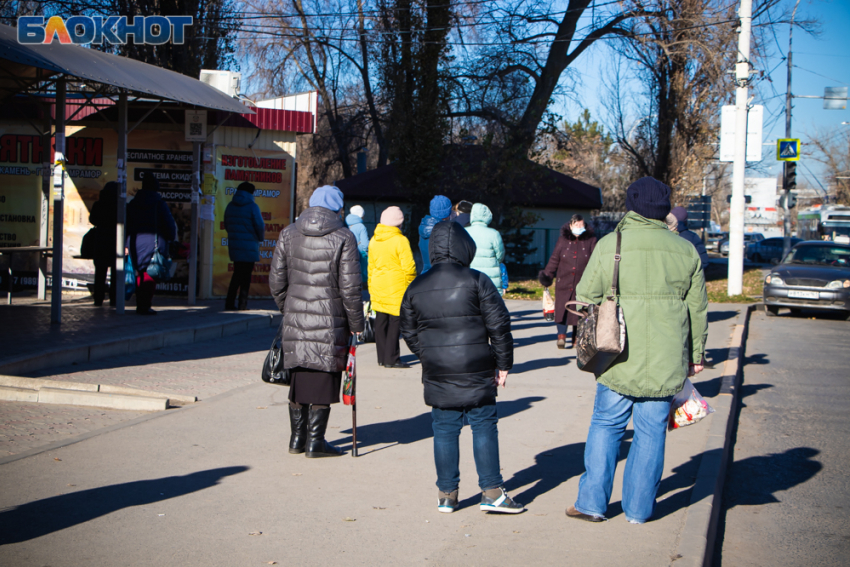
[0,23,251,114]
[336,145,602,210]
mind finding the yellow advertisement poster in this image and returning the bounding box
[0,131,46,249]
[212,146,292,297]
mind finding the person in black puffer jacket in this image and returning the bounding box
[269,185,364,458]
[400,221,523,515]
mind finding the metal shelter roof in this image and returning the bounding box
[0,23,251,114]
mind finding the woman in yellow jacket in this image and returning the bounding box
[368,206,417,368]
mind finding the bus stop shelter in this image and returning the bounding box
[0,23,251,324]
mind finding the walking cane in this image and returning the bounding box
[343,334,358,457]
[352,386,358,458]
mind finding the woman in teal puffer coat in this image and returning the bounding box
[466,203,505,290]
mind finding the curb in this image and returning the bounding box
[673,305,754,567]
[0,311,281,376]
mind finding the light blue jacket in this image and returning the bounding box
[418,215,441,273]
[346,214,369,281]
[465,204,505,290]
[224,190,265,263]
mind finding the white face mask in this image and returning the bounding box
[571,227,586,236]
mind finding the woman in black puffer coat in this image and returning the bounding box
[400,221,522,514]
[269,186,364,458]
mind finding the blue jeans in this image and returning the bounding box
[575,383,672,523]
[432,403,503,493]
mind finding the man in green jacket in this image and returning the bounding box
[566,177,708,525]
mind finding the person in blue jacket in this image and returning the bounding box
[418,195,452,273]
[346,205,370,288]
[670,207,709,272]
[224,182,265,310]
[126,175,177,315]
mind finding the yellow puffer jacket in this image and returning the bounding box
[368,224,417,316]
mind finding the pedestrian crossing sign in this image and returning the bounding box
[777,139,800,161]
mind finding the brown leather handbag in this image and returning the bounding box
[565,231,626,375]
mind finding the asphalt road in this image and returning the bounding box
[714,308,850,566]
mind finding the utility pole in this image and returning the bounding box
[728,0,753,296]
[783,0,801,258]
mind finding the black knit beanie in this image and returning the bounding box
[237,182,256,194]
[625,177,672,221]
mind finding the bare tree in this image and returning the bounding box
[809,128,850,206]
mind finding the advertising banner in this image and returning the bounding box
[212,146,292,297]
[0,131,43,249]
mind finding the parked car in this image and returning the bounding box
[763,241,850,319]
[720,232,764,257]
[706,231,728,253]
[746,237,802,264]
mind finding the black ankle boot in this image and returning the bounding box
[288,404,308,454]
[305,406,344,458]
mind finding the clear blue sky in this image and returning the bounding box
[559,0,850,189]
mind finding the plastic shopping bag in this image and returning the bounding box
[542,288,555,321]
[342,339,357,406]
[668,379,715,431]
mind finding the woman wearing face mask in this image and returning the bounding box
[538,214,597,349]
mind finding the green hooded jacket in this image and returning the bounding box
[466,203,505,290]
[576,212,709,398]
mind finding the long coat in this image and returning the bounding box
[577,212,708,398]
[269,206,365,372]
[400,221,513,409]
[224,190,265,263]
[126,188,177,271]
[538,224,597,327]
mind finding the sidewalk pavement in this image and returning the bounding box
[0,301,744,566]
[0,293,280,375]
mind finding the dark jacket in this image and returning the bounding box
[126,188,177,271]
[538,224,597,327]
[269,206,365,373]
[418,215,441,273]
[676,222,709,272]
[224,190,265,263]
[400,221,513,409]
[89,184,118,262]
[451,211,470,227]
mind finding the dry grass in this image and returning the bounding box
[704,263,764,303]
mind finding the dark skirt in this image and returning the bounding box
[288,367,342,405]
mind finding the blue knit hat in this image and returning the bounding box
[429,195,452,220]
[309,185,344,212]
[626,177,672,221]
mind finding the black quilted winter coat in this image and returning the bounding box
[400,221,513,409]
[269,206,365,372]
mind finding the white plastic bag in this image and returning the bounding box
[542,288,555,321]
[668,379,714,431]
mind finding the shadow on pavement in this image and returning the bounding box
[511,356,572,374]
[723,447,823,508]
[339,396,545,450]
[511,320,556,332]
[707,311,739,323]
[510,309,539,320]
[696,377,773,400]
[0,466,249,545]
[513,334,557,349]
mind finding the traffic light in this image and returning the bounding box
[785,162,797,191]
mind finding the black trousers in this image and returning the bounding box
[226,261,253,309]
[93,258,116,306]
[374,311,401,366]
